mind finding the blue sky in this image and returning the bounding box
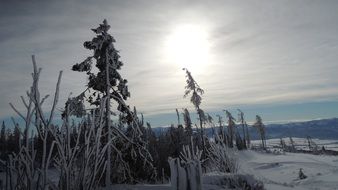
[1,0,338,127]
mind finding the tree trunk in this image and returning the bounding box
[105,53,111,187]
[242,123,246,149]
[196,105,205,160]
[245,123,250,148]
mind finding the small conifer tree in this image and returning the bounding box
[0,121,6,153]
[70,19,134,186]
[253,115,266,149]
[237,109,247,149]
[182,68,206,153]
[70,19,155,185]
[224,110,236,148]
[182,108,193,136]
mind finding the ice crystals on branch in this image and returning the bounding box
[183,68,204,109]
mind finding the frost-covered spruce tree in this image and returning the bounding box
[175,108,181,126]
[224,110,235,148]
[71,19,154,185]
[253,115,266,149]
[0,121,5,153]
[182,108,193,136]
[237,109,247,149]
[216,115,226,144]
[182,68,206,155]
[245,121,250,148]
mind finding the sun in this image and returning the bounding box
[165,24,210,72]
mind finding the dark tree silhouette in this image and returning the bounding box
[182,68,206,154]
[224,110,235,148]
[182,108,193,136]
[253,115,266,149]
[71,19,133,186]
[237,109,247,149]
[0,121,6,155]
[69,20,158,185]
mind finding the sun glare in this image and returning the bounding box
[165,24,210,72]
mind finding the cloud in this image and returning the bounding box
[1,0,338,125]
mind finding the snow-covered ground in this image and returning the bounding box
[2,139,338,189]
[238,150,338,190]
[112,148,338,190]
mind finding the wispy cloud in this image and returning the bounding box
[1,0,338,125]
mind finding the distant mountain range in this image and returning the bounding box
[151,118,338,140]
[263,118,338,140]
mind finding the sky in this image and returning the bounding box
[1,0,338,127]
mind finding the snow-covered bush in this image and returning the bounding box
[207,141,238,173]
[6,55,61,190]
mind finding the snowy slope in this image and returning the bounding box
[238,150,338,190]
[111,150,338,190]
[3,139,337,189]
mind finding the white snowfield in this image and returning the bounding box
[2,139,338,189]
[238,150,338,190]
[112,149,338,190]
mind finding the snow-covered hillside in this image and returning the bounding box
[109,147,338,190]
[238,150,338,190]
